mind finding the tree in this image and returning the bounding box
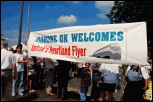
[106,1,152,59]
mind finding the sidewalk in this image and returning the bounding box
[2,75,127,101]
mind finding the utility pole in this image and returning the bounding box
[26,5,30,97]
[18,1,24,44]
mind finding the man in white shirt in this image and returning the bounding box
[12,44,28,97]
[1,41,17,101]
[99,63,119,101]
[45,57,58,95]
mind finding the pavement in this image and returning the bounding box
[2,75,127,101]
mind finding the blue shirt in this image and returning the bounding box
[127,69,139,81]
[91,63,101,82]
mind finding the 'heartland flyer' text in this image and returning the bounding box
[31,44,86,58]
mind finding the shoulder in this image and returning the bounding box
[6,50,14,54]
[13,53,18,56]
[21,52,25,55]
[5,50,14,57]
[20,53,25,57]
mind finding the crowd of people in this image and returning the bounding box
[1,42,152,101]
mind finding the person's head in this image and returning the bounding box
[132,65,139,71]
[16,44,22,53]
[10,47,14,51]
[10,47,14,53]
[85,63,91,69]
[1,41,8,49]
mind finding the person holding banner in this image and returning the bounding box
[123,65,149,101]
[22,50,27,92]
[45,57,58,95]
[80,63,91,101]
[12,44,28,96]
[71,62,77,77]
[57,60,71,100]
[115,64,122,92]
[99,63,119,101]
[36,57,45,87]
[25,55,35,93]
[90,63,102,101]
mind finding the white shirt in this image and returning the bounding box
[45,58,58,70]
[99,64,119,83]
[145,62,151,70]
[14,52,26,72]
[118,64,122,68]
[22,51,27,56]
[126,66,149,81]
[83,62,85,67]
[1,49,16,70]
[78,62,83,68]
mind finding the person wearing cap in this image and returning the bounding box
[12,44,28,97]
[1,41,17,101]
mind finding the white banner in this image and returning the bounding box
[28,22,147,65]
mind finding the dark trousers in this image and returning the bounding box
[35,68,44,86]
[57,78,69,99]
[35,67,40,85]
[123,81,143,101]
[91,81,100,99]
[40,68,44,85]
[77,68,83,77]
[46,69,55,94]
[1,70,12,101]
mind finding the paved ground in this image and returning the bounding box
[3,75,127,101]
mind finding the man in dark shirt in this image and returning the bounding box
[91,63,102,101]
[80,63,91,101]
[56,60,71,100]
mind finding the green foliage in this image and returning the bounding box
[106,1,152,23]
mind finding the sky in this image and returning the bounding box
[1,1,115,47]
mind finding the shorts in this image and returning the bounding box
[99,83,116,92]
[28,75,34,80]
